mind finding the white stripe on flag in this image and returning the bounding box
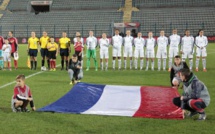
[82,85,141,117]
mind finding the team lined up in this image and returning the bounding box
[0,29,208,72]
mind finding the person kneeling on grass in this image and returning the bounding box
[173,69,210,120]
[170,55,189,88]
[68,54,83,85]
[11,74,36,112]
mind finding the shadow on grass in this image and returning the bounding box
[0,107,12,113]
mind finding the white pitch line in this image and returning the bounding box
[0,64,61,89]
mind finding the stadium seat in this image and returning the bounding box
[2,0,215,37]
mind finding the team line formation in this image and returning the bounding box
[1,29,210,121]
[0,29,208,73]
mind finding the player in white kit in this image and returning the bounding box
[112,29,123,70]
[156,30,168,71]
[123,30,134,70]
[2,39,12,70]
[134,32,145,70]
[168,29,181,71]
[99,33,109,71]
[145,31,156,71]
[195,29,208,72]
[180,30,195,71]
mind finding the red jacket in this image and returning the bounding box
[8,37,18,52]
[74,42,83,52]
[0,36,4,49]
[13,85,32,99]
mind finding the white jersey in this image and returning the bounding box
[134,37,145,49]
[157,36,168,51]
[112,35,123,49]
[73,37,84,46]
[195,36,208,48]
[86,36,97,50]
[2,44,12,53]
[181,36,194,51]
[169,34,181,48]
[99,38,109,51]
[123,36,133,48]
[145,38,156,51]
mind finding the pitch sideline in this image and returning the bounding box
[0,64,61,89]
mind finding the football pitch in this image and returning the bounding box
[0,44,215,134]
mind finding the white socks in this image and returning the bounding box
[112,60,115,69]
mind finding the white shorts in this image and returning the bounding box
[146,50,155,58]
[169,48,178,58]
[113,48,121,57]
[156,49,167,58]
[123,47,133,57]
[182,51,193,59]
[100,50,109,59]
[196,48,207,57]
[3,52,11,62]
[134,48,144,58]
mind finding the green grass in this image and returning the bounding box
[0,44,215,134]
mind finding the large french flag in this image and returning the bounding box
[38,83,183,119]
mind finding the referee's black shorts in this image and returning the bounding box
[48,51,57,59]
[29,49,38,57]
[40,48,48,57]
[60,48,69,57]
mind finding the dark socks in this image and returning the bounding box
[47,59,50,69]
[42,59,45,66]
[30,61,33,70]
[34,61,37,70]
[61,60,64,69]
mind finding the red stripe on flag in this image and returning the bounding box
[133,86,183,119]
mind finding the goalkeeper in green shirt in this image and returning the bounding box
[86,31,98,71]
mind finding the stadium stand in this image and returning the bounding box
[133,0,215,8]
[132,0,215,36]
[2,0,123,37]
[0,10,122,37]
[52,0,124,10]
[1,0,215,37]
[132,7,215,36]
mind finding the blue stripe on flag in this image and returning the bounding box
[38,83,105,113]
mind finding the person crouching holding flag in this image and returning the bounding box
[11,74,36,112]
[68,54,83,85]
[172,69,210,120]
[47,37,58,71]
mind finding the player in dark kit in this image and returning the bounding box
[59,32,71,70]
[68,54,83,85]
[27,32,40,70]
[170,55,189,88]
[8,31,18,69]
[39,31,50,70]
